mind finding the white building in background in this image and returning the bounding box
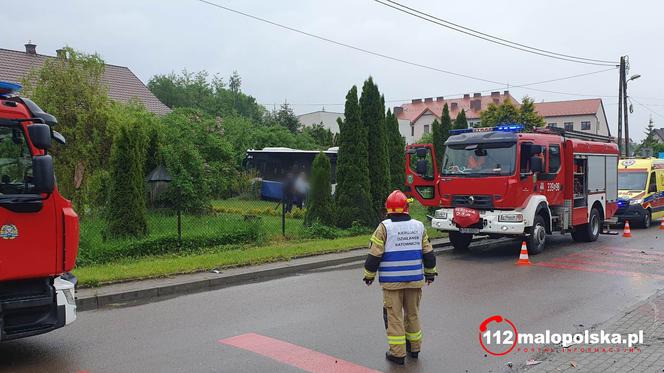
[297,110,344,133]
[297,109,412,144]
[535,99,611,136]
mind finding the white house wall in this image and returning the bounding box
[297,111,344,133]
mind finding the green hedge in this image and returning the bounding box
[78,219,262,266]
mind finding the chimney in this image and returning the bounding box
[503,90,510,96]
[436,96,445,101]
[412,98,422,104]
[424,97,433,103]
[393,106,403,115]
[450,102,458,111]
[56,48,67,59]
[25,42,37,55]
[473,92,482,98]
[463,94,470,100]
[491,91,500,97]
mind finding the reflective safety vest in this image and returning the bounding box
[378,219,425,283]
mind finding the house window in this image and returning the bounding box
[547,123,557,128]
[424,124,430,134]
[564,122,574,131]
[411,126,414,137]
[581,121,591,130]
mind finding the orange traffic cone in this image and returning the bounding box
[659,219,664,231]
[516,241,531,266]
[623,220,632,238]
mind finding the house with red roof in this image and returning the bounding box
[394,92,610,143]
[0,43,170,115]
[534,98,610,137]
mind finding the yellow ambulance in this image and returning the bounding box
[616,158,664,228]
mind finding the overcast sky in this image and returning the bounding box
[2,0,662,140]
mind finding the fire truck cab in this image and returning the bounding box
[405,124,619,254]
[0,81,78,341]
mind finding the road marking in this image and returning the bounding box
[219,333,381,373]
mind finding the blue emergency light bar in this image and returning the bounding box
[0,81,22,98]
[449,123,524,135]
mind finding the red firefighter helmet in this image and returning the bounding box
[385,190,409,214]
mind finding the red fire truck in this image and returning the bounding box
[405,124,619,254]
[0,82,78,341]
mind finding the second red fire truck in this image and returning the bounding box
[405,124,619,254]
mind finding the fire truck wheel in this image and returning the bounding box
[449,231,472,251]
[526,214,547,255]
[571,207,601,242]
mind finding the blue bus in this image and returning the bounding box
[243,147,338,200]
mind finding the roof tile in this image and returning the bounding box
[0,47,171,115]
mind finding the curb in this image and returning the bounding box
[75,236,487,311]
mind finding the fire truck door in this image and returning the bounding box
[405,144,439,206]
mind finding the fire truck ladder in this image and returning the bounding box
[534,127,614,143]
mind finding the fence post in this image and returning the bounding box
[281,194,286,237]
[177,209,182,241]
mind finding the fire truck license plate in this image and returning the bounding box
[459,228,480,234]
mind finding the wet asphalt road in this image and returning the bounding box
[1,227,663,373]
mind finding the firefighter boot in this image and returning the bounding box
[385,351,405,365]
[406,341,419,359]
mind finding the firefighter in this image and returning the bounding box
[363,190,438,365]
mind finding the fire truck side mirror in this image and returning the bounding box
[28,123,52,150]
[529,156,543,173]
[32,155,55,194]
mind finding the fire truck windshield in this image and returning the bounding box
[441,143,516,176]
[618,171,647,191]
[0,125,34,196]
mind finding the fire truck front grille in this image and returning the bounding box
[451,195,494,209]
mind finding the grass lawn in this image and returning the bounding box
[73,235,371,287]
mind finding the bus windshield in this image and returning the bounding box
[441,143,516,176]
[618,171,647,191]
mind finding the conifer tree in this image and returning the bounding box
[453,108,468,129]
[304,152,334,226]
[361,77,390,223]
[334,86,373,228]
[107,124,148,238]
[386,109,406,190]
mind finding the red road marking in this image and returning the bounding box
[566,252,662,265]
[535,261,664,280]
[219,333,381,373]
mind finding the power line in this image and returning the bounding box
[263,67,617,107]
[631,97,664,120]
[194,0,504,85]
[374,0,618,67]
[193,1,622,103]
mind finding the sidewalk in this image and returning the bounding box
[76,236,475,311]
[524,290,664,372]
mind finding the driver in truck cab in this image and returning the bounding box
[616,158,664,228]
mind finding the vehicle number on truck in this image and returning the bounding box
[546,182,561,192]
[459,228,480,234]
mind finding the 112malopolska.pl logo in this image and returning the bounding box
[479,315,643,356]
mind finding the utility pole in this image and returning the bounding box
[623,56,630,157]
[617,56,624,156]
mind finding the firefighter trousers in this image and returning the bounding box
[383,288,423,357]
